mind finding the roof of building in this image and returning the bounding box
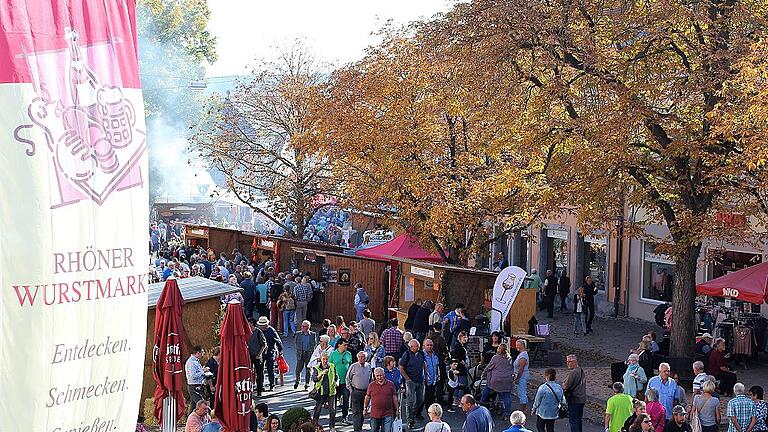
[147,276,241,309]
[383,255,499,277]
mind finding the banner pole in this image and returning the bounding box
[163,396,176,432]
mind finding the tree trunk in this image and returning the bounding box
[669,243,702,357]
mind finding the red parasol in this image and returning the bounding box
[152,277,187,426]
[214,300,254,431]
[696,261,768,304]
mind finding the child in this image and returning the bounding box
[446,359,467,412]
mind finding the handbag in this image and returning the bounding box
[276,354,289,374]
[545,383,568,419]
[392,418,403,432]
[308,386,320,400]
[689,398,702,432]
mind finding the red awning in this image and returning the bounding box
[355,233,444,262]
[696,261,768,304]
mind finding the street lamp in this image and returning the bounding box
[613,215,624,318]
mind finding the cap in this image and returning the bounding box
[672,405,687,416]
[700,333,713,340]
[257,316,269,326]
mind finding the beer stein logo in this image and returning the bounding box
[14,28,146,208]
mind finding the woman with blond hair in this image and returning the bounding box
[364,332,386,370]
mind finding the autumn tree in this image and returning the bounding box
[312,29,546,263]
[438,0,768,356]
[192,46,335,237]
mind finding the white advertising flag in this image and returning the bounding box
[0,1,148,430]
[490,266,528,332]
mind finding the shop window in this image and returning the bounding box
[553,238,569,276]
[586,242,608,291]
[641,242,675,302]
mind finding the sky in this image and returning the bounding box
[205,0,456,77]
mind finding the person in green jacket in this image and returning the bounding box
[312,352,338,431]
[329,340,353,425]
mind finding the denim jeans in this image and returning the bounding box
[573,312,585,334]
[371,416,394,432]
[404,380,424,422]
[567,403,584,432]
[517,377,528,404]
[283,310,296,335]
[337,385,350,419]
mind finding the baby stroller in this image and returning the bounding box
[468,363,504,414]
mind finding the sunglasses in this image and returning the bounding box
[643,420,652,424]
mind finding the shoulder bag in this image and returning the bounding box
[689,397,702,432]
[545,382,568,419]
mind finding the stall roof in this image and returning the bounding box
[355,233,444,262]
[291,246,389,262]
[246,234,347,251]
[147,276,241,309]
[384,255,499,277]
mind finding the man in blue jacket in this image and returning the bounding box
[461,395,493,432]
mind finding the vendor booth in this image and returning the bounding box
[292,247,389,323]
[696,261,768,358]
[141,277,241,409]
[389,257,537,336]
[249,235,345,273]
[181,223,255,256]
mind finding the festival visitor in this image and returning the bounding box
[623,400,647,432]
[628,414,654,432]
[532,368,565,432]
[251,403,269,432]
[327,324,338,348]
[312,352,338,432]
[503,411,532,432]
[413,301,434,342]
[451,309,472,347]
[696,333,713,355]
[330,339,353,425]
[707,338,737,396]
[365,367,400,432]
[460,395,494,432]
[662,406,691,432]
[257,316,283,392]
[383,356,403,389]
[185,346,209,412]
[293,276,313,326]
[645,388,667,432]
[606,382,634,432]
[365,332,386,370]
[692,361,708,395]
[427,322,450,404]
[241,272,257,319]
[359,309,376,337]
[354,283,369,321]
[581,275,598,334]
[264,414,282,432]
[562,354,587,432]
[480,341,515,417]
[558,270,571,313]
[430,303,445,327]
[405,298,423,333]
[748,385,767,432]
[278,285,297,336]
[482,331,504,364]
[692,380,720,432]
[573,287,586,334]
[514,339,530,410]
[381,319,404,359]
[648,363,678,419]
[425,403,451,432]
[623,354,648,398]
[294,320,318,390]
[269,275,283,331]
[400,339,428,429]
[318,319,331,337]
[423,339,441,411]
[449,332,470,411]
[205,346,220,406]
[185,400,216,432]
[543,269,558,318]
[347,350,373,432]
[347,322,366,358]
[247,318,267,397]
[727,383,754,432]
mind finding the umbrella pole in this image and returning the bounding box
[162,395,177,432]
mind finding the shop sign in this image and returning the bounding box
[722,287,740,298]
[361,229,395,247]
[411,266,435,279]
[644,252,675,265]
[715,212,747,226]
[546,229,568,240]
[338,269,351,286]
[187,227,209,237]
[259,239,275,249]
[584,234,607,244]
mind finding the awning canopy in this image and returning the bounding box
[355,233,444,262]
[696,261,768,304]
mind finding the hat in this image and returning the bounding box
[700,333,713,340]
[257,316,269,326]
[672,405,687,416]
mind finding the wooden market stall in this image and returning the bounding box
[291,247,390,323]
[249,235,346,273]
[140,277,241,408]
[181,223,255,257]
[389,257,537,335]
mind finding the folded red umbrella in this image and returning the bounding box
[696,261,768,304]
[152,277,187,424]
[215,301,253,431]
